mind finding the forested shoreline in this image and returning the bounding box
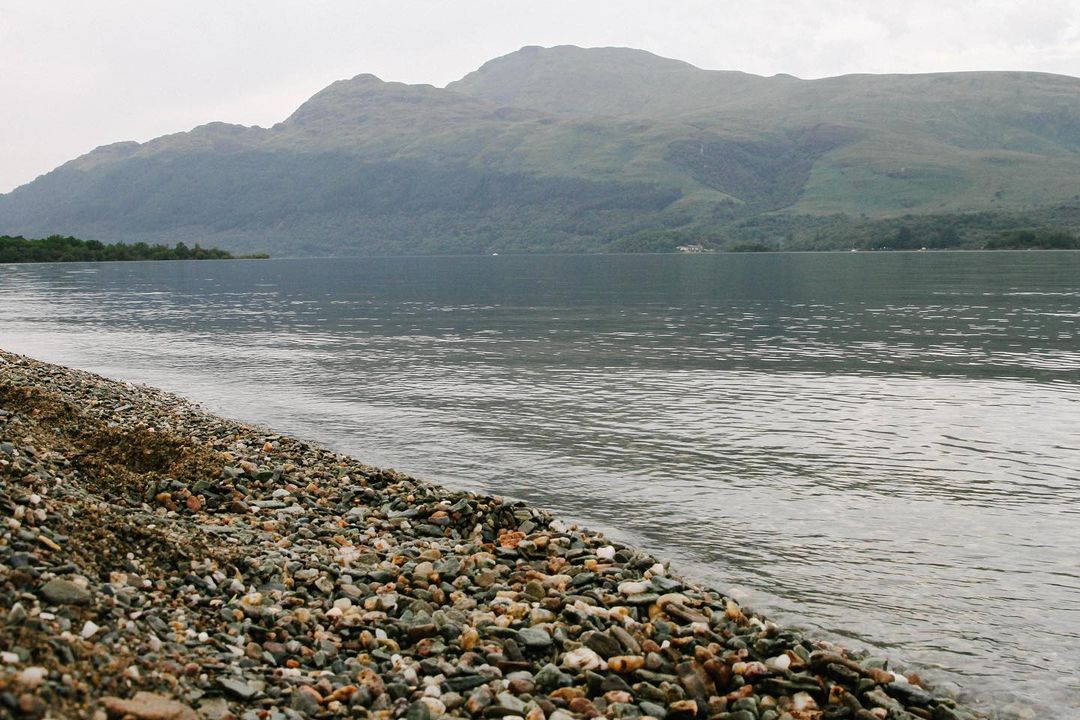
[0,235,267,263]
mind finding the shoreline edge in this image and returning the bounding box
[0,349,982,720]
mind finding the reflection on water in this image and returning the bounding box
[2,252,1079,717]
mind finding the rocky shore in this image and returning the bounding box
[1,349,983,720]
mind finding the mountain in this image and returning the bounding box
[1,46,1079,255]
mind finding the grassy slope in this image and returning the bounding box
[451,47,1080,215]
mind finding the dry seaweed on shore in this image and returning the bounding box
[0,349,981,720]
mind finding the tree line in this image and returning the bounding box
[0,235,266,263]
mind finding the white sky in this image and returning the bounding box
[2,0,1078,193]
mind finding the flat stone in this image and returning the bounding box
[534,663,573,690]
[198,698,232,720]
[40,578,90,605]
[888,681,934,707]
[217,677,257,700]
[495,692,527,714]
[610,626,641,654]
[649,576,684,592]
[101,692,198,720]
[517,627,553,649]
[640,701,668,719]
[582,630,622,658]
[864,688,905,713]
[445,674,491,693]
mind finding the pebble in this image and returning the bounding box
[562,647,604,671]
[40,577,91,605]
[608,655,646,673]
[517,627,554,649]
[17,667,47,689]
[217,678,257,700]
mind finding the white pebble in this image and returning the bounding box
[1,651,18,664]
[80,620,100,639]
[419,697,446,715]
[18,667,46,688]
[617,580,650,596]
[765,654,790,672]
[561,646,604,671]
[596,545,616,560]
[792,692,818,711]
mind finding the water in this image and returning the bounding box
[1,252,1078,716]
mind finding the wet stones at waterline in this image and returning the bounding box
[0,349,986,719]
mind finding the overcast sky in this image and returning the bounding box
[2,0,1079,192]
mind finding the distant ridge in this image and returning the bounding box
[1,45,1078,255]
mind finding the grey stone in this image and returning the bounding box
[7,603,28,624]
[863,688,904,713]
[406,701,431,720]
[517,627,553,649]
[445,674,490,693]
[290,689,320,716]
[640,701,668,719]
[40,578,90,605]
[534,663,573,690]
[495,692,527,714]
[218,677,257,700]
[582,630,622,658]
[887,681,934,707]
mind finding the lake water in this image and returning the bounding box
[1,252,1078,717]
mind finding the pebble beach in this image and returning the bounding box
[0,349,986,720]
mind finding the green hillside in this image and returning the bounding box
[452,47,1080,216]
[1,46,1078,255]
